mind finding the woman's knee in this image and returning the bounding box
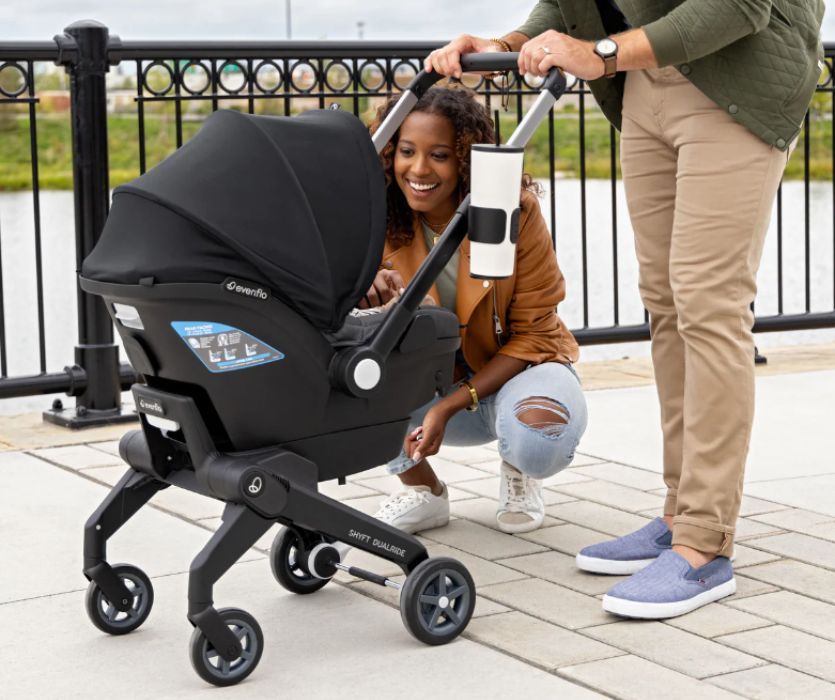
[501,395,583,478]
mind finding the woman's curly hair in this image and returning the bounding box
[369,85,538,248]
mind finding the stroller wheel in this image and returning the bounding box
[270,526,331,594]
[400,557,475,646]
[189,607,263,687]
[85,563,154,635]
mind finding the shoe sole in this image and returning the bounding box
[398,514,450,535]
[601,578,737,619]
[496,514,545,534]
[575,553,659,575]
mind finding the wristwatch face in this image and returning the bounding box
[596,38,617,56]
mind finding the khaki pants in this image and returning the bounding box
[620,67,793,556]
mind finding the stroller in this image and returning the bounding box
[79,53,566,686]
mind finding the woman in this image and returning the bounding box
[364,86,587,535]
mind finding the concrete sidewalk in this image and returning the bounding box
[1,348,834,699]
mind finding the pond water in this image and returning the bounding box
[0,180,833,414]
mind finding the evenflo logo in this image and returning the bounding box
[223,278,269,301]
[138,398,164,415]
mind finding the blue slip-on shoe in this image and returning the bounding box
[575,517,672,575]
[601,550,736,619]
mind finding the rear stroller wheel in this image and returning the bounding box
[189,607,263,687]
[85,563,154,635]
[270,526,332,594]
[399,557,475,645]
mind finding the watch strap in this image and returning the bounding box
[602,53,617,78]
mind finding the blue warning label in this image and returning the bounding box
[171,321,285,373]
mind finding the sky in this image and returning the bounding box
[2,1,834,42]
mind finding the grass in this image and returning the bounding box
[0,104,832,191]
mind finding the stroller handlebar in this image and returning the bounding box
[349,55,568,398]
[372,54,566,155]
[407,52,565,100]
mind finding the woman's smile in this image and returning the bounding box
[394,111,460,224]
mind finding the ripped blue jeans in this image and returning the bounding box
[386,362,588,478]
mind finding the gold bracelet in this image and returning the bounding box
[489,37,512,53]
[460,380,479,412]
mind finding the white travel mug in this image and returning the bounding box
[468,144,524,279]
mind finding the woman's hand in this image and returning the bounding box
[405,403,452,463]
[519,30,603,80]
[359,269,405,308]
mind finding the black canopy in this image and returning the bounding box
[83,108,386,331]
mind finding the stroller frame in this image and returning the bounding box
[81,53,566,686]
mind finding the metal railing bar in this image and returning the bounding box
[0,97,39,105]
[0,41,65,61]
[804,110,811,312]
[109,40,445,62]
[129,86,580,104]
[26,60,47,372]
[173,60,183,148]
[246,58,255,115]
[281,57,291,116]
[136,60,147,174]
[777,183,783,314]
[210,59,219,112]
[316,58,325,110]
[579,86,589,328]
[610,123,619,326]
[0,213,7,378]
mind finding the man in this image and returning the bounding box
[426,0,824,618]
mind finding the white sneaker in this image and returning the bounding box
[496,462,545,534]
[373,483,450,534]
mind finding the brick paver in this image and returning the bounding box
[584,621,766,679]
[11,356,835,698]
[718,625,835,683]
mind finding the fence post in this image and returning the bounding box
[43,20,135,428]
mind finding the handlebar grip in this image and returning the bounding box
[459,52,520,73]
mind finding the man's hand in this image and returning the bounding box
[359,269,405,308]
[405,403,452,463]
[519,30,604,80]
[424,34,498,78]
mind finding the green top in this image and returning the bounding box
[422,221,459,312]
[517,0,825,149]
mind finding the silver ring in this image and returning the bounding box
[540,46,551,54]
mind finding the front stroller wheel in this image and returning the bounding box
[270,526,331,594]
[400,557,475,645]
[85,563,154,635]
[189,607,263,687]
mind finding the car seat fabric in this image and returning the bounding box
[82,109,387,332]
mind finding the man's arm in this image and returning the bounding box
[520,27,657,79]
[522,0,773,79]
[643,0,772,67]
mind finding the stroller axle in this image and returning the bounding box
[333,562,403,590]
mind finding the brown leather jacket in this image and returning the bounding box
[380,190,579,372]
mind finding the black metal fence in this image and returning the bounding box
[0,21,834,421]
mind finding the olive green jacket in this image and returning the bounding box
[517,0,825,149]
